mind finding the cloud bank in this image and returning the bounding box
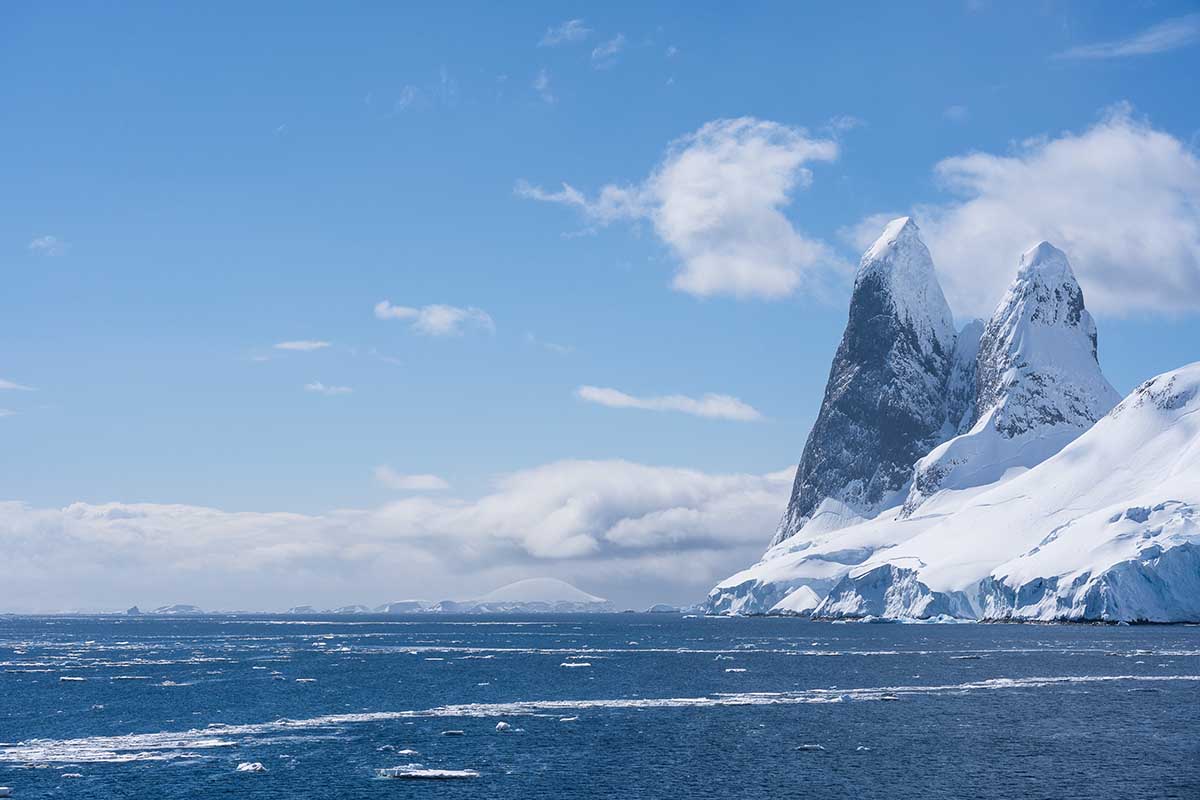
[0,460,791,612]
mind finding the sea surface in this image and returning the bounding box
[0,614,1197,798]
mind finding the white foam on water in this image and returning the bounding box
[4,674,1197,765]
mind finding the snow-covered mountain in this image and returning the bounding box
[901,242,1120,515]
[707,218,1200,622]
[771,217,957,548]
[818,362,1200,622]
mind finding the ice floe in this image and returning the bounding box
[378,767,479,780]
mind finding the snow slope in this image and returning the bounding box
[818,363,1200,622]
[478,578,605,605]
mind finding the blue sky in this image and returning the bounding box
[3,2,1200,610]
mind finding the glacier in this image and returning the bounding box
[708,218,1200,623]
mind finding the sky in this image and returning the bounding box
[3,1,1200,612]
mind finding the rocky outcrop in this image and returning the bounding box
[772,217,957,546]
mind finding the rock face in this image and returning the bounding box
[901,243,1120,515]
[771,217,956,546]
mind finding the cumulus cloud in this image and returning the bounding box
[374,301,496,335]
[375,466,450,491]
[591,33,626,68]
[518,117,844,299]
[304,381,352,395]
[0,460,791,611]
[274,340,331,351]
[576,385,764,422]
[853,107,1200,318]
[28,235,68,256]
[1055,13,1200,60]
[539,19,590,47]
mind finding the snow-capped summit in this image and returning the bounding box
[857,217,956,355]
[478,577,605,605]
[902,242,1120,515]
[770,216,957,548]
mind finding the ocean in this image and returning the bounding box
[1,614,1197,798]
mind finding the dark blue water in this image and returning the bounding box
[1,615,1197,799]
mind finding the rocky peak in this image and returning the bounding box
[771,217,957,547]
[973,241,1116,434]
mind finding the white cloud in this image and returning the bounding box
[943,105,970,124]
[274,340,331,351]
[576,385,764,422]
[539,19,590,47]
[906,106,1200,317]
[532,68,554,103]
[518,117,844,299]
[0,379,35,391]
[0,409,15,418]
[525,332,573,355]
[591,33,626,68]
[304,381,352,396]
[28,235,67,256]
[374,301,496,336]
[375,466,450,491]
[1056,13,1200,60]
[0,460,791,611]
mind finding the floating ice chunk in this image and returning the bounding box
[62,773,83,778]
[560,662,590,668]
[494,722,511,732]
[558,716,579,723]
[295,678,316,683]
[377,745,395,752]
[725,668,747,673]
[441,730,465,736]
[397,749,419,756]
[0,787,10,797]
[378,767,479,780]
[59,676,85,682]
[236,762,266,773]
[795,744,825,752]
